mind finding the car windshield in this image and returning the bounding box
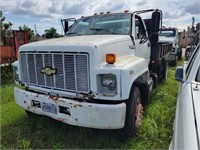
[159,29,176,37]
[66,14,131,36]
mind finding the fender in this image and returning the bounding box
[120,56,149,100]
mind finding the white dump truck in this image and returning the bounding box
[13,9,172,139]
[159,27,182,65]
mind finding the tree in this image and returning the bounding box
[3,22,13,30]
[42,27,59,38]
[18,24,34,41]
[0,11,13,30]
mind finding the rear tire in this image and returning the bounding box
[161,59,168,81]
[178,48,182,60]
[172,56,177,66]
[119,86,143,140]
[157,59,162,82]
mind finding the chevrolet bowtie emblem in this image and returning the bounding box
[41,67,57,76]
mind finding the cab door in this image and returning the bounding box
[133,14,150,64]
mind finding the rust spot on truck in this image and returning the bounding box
[58,118,65,123]
[58,99,65,103]
[107,125,112,129]
[48,95,65,103]
[49,95,59,101]
[74,104,83,108]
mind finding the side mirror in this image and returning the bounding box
[64,21,69,34]
[175,66,184,82]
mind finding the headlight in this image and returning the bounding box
[101,75,116,88]
[12,61,20,84]
[97,74,117,95]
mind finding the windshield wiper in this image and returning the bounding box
[90,28,118,34]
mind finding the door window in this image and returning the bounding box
[135,15,146,39]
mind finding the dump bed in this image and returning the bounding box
[0,30,28,64]
[158,42,172,58]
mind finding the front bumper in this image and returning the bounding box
[14,87,126,129]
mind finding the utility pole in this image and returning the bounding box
[34,24,37,36]
[192,17,195,32]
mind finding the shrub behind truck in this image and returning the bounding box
[12,9,172,139]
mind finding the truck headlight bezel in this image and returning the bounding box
[12,61,21,85]
[97,74,117,95]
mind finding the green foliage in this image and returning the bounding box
[0,85,14,104]
[1,65,14,86]
[2,22,13,30]
[17,139,31,149]
[18,24,34,41]
[42,27,60,38]
[0,11,13,30]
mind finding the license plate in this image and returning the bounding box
[42,102,57,114]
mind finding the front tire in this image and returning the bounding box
[119,86,143,140]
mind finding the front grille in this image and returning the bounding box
[20,52,89,93]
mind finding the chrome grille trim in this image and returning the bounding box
[20,52,90,93]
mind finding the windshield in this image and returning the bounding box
[159,29,176,37]
[67,14,131,36]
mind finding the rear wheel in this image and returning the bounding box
[120,86,143,140]
[157,59,162,82]
[172,55,177,66]
[161,59,168,81]
[178,48,182,60]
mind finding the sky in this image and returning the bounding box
[0,0,200,35]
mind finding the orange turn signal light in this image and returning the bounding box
[106,53,116,64]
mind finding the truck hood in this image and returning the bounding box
[22,35,130,49]
[19,34,133,68]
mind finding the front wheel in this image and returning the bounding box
[119,86,143,140]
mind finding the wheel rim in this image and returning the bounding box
[135,97,143,129]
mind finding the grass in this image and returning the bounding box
[0,61,182,149]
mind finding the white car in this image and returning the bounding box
[169,43,200,149]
